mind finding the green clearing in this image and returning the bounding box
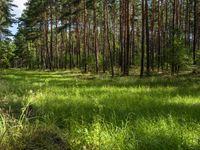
[0,69,200,150]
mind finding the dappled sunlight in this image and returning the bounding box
[0,69,200,149]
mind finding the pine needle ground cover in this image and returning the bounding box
[0,69,200,150]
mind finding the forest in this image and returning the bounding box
[0,0,200,149]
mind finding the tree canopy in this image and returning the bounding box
[1,0,200,76]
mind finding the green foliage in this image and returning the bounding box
[0,40,15,68]
[0,0,16,38]
[175,39,191,68]
[166,31,192,71]
[196,50,200,66]
[0,70,200,149]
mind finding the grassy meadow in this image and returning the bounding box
[0,69,200,150]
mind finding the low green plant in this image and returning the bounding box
[0,69,200,149]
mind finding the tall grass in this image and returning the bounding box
[0,69,200,149]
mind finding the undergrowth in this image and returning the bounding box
[0,69,200,149]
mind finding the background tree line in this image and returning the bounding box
[1,0,200,76]
[0,0,16,68]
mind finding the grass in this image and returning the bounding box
[0,69,200,150]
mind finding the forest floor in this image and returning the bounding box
[0,69,200,150]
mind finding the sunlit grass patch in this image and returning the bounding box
[0,69,200,149]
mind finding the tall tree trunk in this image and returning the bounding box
[103,0,107,73]
[105,0,114,76]
[45,12,51,70]
[193,0,197,64]
[50,1,54,70]
[93,0,99,73]
[171,0,176,75]
[55,14,59,69]
[150,0,155,71]
[145,0,150,75]
[131,3,135,67]
[157,0,161,72]
[83,0,87,73]
[125,0,130,75]
[119,0,124,72]
[69,17,72,70]
[140,0,145,77]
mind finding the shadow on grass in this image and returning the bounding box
[1,69,200,149]
[0,99,22,118]
[1,69,200,120]
[37,94,200,128]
